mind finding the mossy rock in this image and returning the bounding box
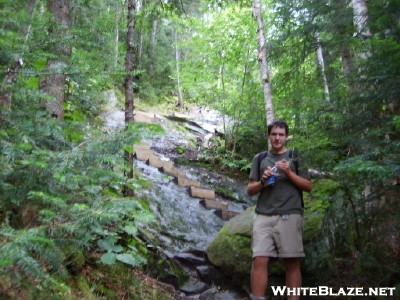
[206,207,254,282]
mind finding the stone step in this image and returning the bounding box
[190,186,215,200]
[147,154,173,169]
[133,149,152,161]
[134,111,156,124]
[160,164,186,178]
[214,210,240,221]
[175,176,201,187]
[200,199,228,210]
[134,142,151,150]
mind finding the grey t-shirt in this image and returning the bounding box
[249,149,310,215]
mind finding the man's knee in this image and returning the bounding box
[284,258,300,271]
[252,256,269,269]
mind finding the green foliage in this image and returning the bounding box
[197,136,252,173]
[0,106,163,295]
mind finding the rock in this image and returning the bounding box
[205,207,254,282]
[213,210,240,221]
[175,252,207,265]
[195,265,226,284]
[179,277,209,295]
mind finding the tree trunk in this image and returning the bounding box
[40,0,71,120]
[125,0,136,124]
[124,0,136,197]
[252,0,274,127]
[148,18,158,73]
[114,2,120,68]
[351,0,372,59]
[351,0,372,40]
[174,29,184,108]
[315,31,330,102]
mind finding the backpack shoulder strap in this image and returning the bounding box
[257,151,268,180]
[289,148,304,208]
[289,149,299,175]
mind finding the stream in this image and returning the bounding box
[101,91,252,299]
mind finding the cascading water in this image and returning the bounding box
[102,92,252,298]
[135,159,226,252]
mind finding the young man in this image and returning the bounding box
[247,120,312,300]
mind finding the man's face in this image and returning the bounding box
[268,126,288,152]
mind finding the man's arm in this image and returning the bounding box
[247,166,274,196]
[276,159,312,192]
[247,179,264,197]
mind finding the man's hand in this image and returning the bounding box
[261,166,274,180]
[275,159,291,175]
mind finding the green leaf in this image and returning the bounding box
[97,238,123,253]
[123,225,138,236]
[100,252,117,265]
[116,253,143,266]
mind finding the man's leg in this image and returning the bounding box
[284,258,301,300]
[251,256,269,298]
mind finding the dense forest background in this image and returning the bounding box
[1,0,399,298]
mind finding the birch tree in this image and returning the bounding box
[351,0,372,60]
[314,31,330,102]
[252,0,274,126]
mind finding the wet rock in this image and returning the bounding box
[213,210,240,221]
[175,252,207,265]
[195,265,226,284]
[179,277,209,295]
[199,289,244,300]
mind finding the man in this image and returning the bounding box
[247,120,312,300]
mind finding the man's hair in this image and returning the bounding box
[267,120,289,135]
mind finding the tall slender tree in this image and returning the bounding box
[252,0,274,127]
[174,28,184,107]
[39,0,71,120]
[124,0,137,197]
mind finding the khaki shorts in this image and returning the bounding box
[252,213,305,258]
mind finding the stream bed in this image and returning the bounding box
[102,93,253,299]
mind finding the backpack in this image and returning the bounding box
[257,149,304,207]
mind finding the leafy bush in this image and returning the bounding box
[0,110,162,296]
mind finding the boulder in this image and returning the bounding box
[206,207,254,282]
